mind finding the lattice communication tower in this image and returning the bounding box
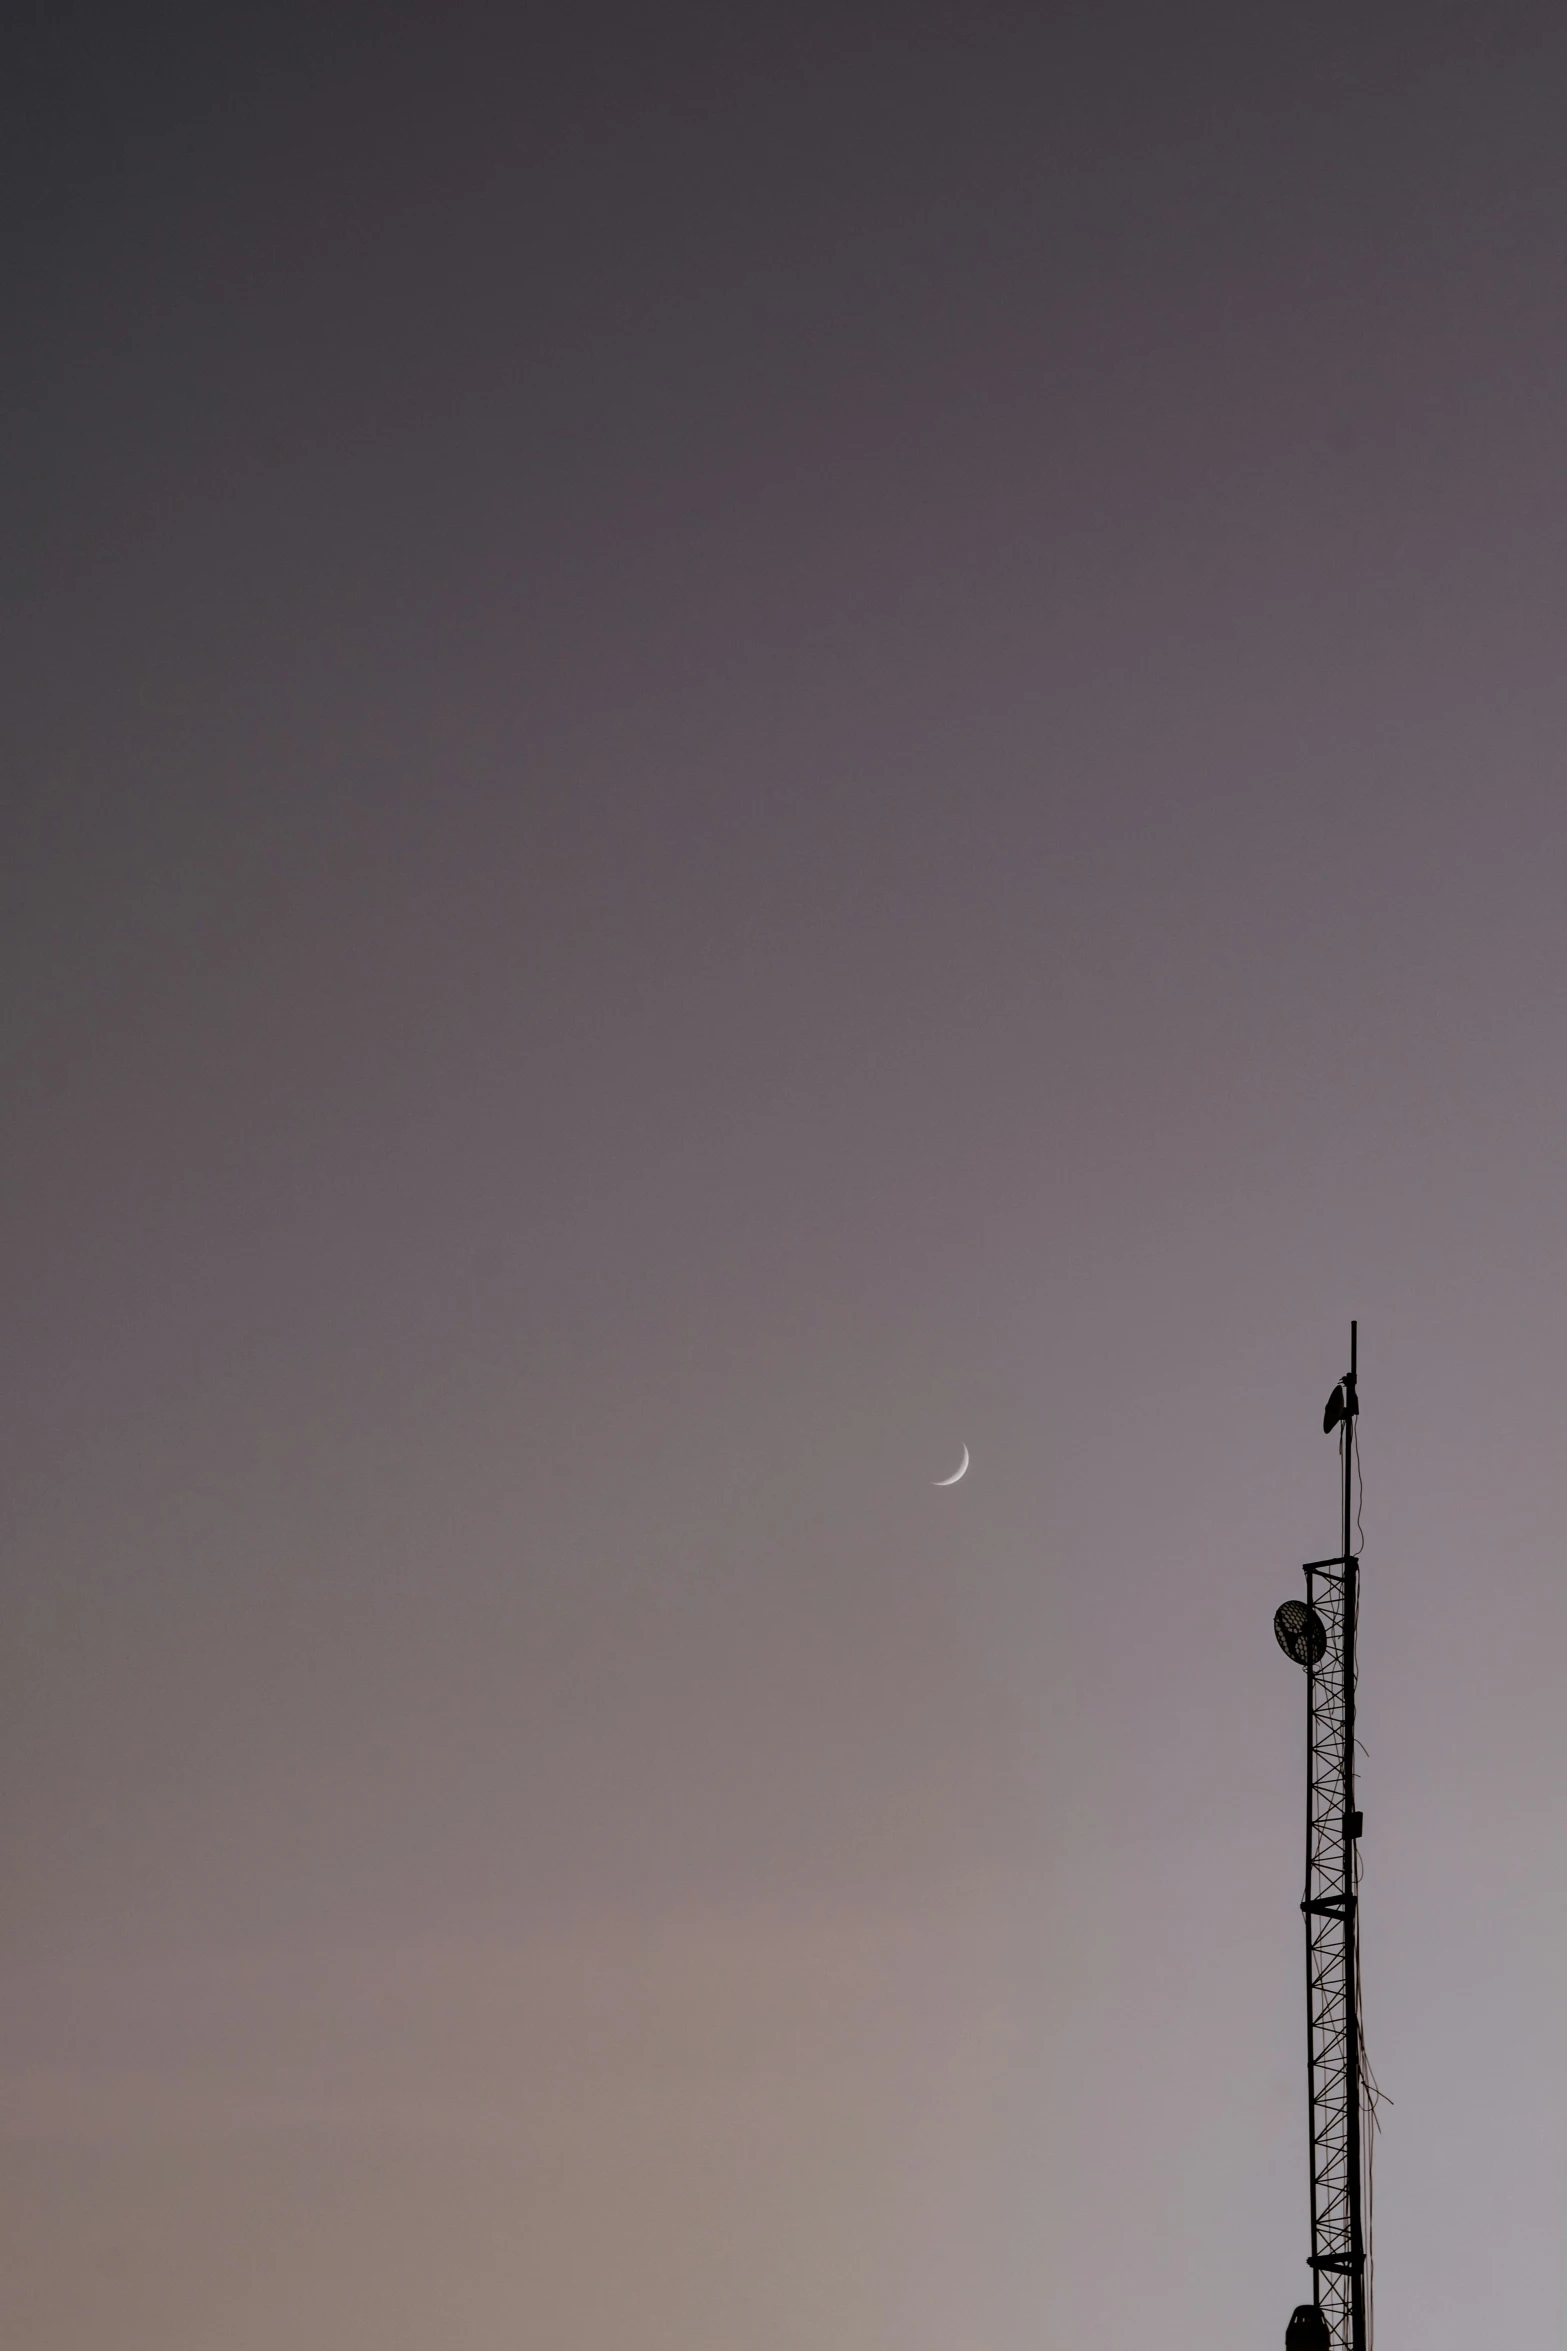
[1273,1323,1371,2351]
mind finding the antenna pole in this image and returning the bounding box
[1342,1322,1365,2351]
[1284,1323,1370,2351]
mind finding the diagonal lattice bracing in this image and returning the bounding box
[1282,1336,1371,2351]
[1301,1554,1364,2351]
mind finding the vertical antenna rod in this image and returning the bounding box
[1275,1323,1369,2351]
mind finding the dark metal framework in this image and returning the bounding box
[1288,1325,1370,2351]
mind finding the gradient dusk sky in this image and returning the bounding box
[3,6,1566,2346]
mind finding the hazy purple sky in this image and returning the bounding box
[4,6,1565,2345]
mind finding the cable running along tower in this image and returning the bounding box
[1274,1324,1371,2351]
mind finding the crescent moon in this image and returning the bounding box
[933,1444,970,1487]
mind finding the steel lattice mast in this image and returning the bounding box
[1275,1324,1369,2351]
